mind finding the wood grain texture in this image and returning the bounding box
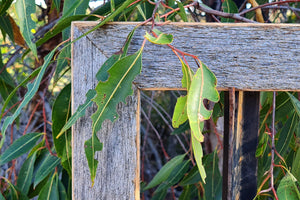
[74,22,300,91]
[71,26,140,200]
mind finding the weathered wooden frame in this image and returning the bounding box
[71,22,300,200]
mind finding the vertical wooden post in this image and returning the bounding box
[231,91,260,200]
[72,26,140,200]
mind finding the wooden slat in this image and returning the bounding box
[73,22,300,91]
[71,27,140,200]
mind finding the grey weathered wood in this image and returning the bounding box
[73,22,300,91]
[71,26,140,200]
[71,22,300,200]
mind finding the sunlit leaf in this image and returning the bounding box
[172,61,193,128]
[145,29,173,45]
[187,61,219,142]
[0,132,42,165]
[17,152,37,195]
[277,173,300,200]
[173,96,188,128]
[144,154,185,190]
[15,0,37,57]
[192,134,206,183]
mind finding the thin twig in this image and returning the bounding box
[239,0,300,16]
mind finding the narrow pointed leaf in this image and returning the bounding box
[192,134,206,183]
[84,134,103,186]
[88,49,143,184]
[172,96,188,128]
[287,92,300,117]
[177,1,187,22]
[292,148,300,182]
[15,0,37,57]
[1,48,56,148]
[17,152,37,195]
[38,173,59,200]
[277,173,300,200]
[144,154,185,190]
[52,84,72,175]
[187,62,219,142]
[172,59,193,128]
[145,29,173,45]
[34,154,60,187]
[0,132,42,165]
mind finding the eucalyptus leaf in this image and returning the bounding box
[89,49,143,184]
[0,132,42,165]
[16,152,37,195]
[144,154,185,190]
[277,173,300,200]
[34,154,60,187]
[15,0,37,57]
[38,173,59,200]
[187,61,219,142]
[1,48,57,148]
[145,29,173,45]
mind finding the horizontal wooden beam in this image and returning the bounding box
[73,22,300,91]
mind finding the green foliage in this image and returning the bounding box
[15,0,37,57]
[0,132,42,165]
[0,0,299,199]
[221,0,238,22]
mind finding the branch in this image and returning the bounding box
[239,0,300,16]
[195,2,258,23]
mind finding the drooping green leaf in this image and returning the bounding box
[151,188,168,200]
[177,1,187,22]
[144,154,185,190]
[0,0,13,16]
[56,89,96,139]
[187,61,219,142]
[38,173,59,200]
[203,150,222,200]
[0,48,57,148]
[16,152,37,195]
[0,14,13,41]
[172,96,188,128]
[88,49,143,184]
[171,121,190,135]
[292,147,300,182]
[52,84,72,175]
[0,191,4,200]
[53,0,61,12]
[57,26,138,139]
[255,132,269,157]
[275,113,298,164]
[179,166,201,186]
[277,173,300,200]
[0,132,42,165]
[145,29,173,45]
[84,135,103,186]
[192,134,206,183]
[172,59,193,128]
[15,0,37,57]
[58,178,68,200]
[287,92,300,118]
[221,0,238,22]
[34,154,61,187]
